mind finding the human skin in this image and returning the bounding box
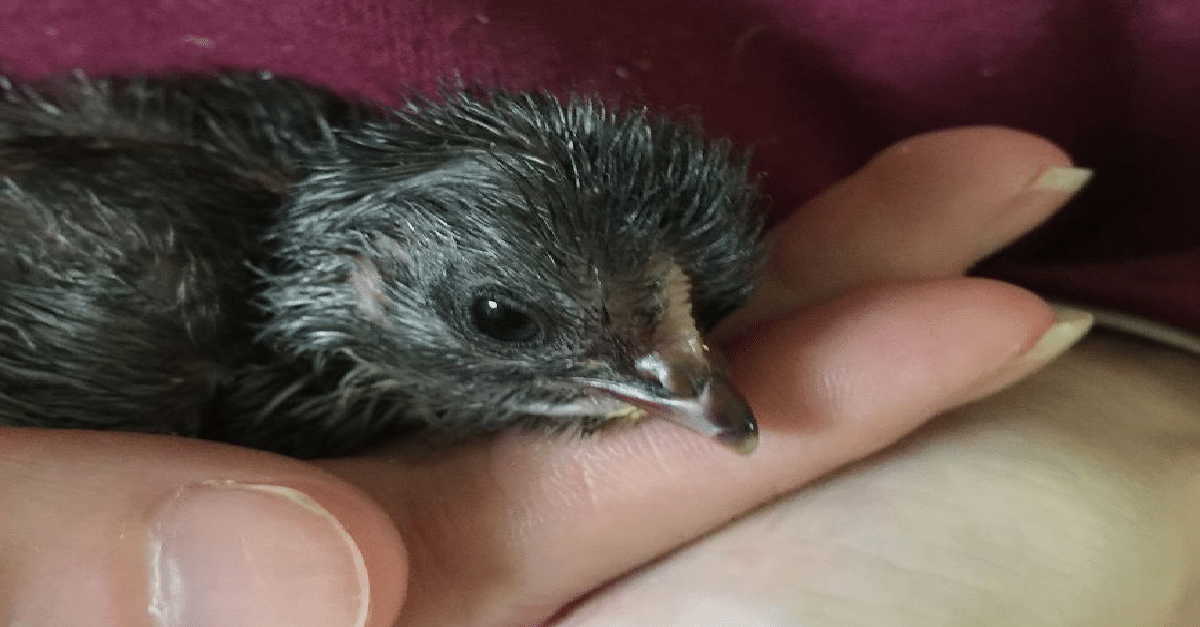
[555,330,1200,627]
[4,127,1186,627]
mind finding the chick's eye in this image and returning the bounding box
[469,296,542,343]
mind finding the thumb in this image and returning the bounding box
[0,429,405,627]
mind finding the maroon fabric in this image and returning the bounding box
[2,0,1198,334]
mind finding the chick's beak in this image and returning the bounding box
[579,340,759,454]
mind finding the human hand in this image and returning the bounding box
[558,332,1200,627]
[0,127,1085,627]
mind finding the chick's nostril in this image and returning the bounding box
[633,352,708,397]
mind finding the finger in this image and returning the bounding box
[320,277,1080,627]
[556,333,1199,627]
[717,127,1089,338]
[776,126,1082,283]
[0,430,405,627]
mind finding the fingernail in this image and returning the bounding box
[1015,304,1094,364]
[965,304,1094,401]
[149,481,369,627]
[1029,166,1093,194]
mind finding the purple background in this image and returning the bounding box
[2,0,1197,333]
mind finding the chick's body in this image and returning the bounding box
[0,73,763,457]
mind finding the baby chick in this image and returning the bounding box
[0,72,764,457]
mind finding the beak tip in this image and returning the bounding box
[714,421,759,454]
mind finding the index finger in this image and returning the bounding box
[322,278,1057,627]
